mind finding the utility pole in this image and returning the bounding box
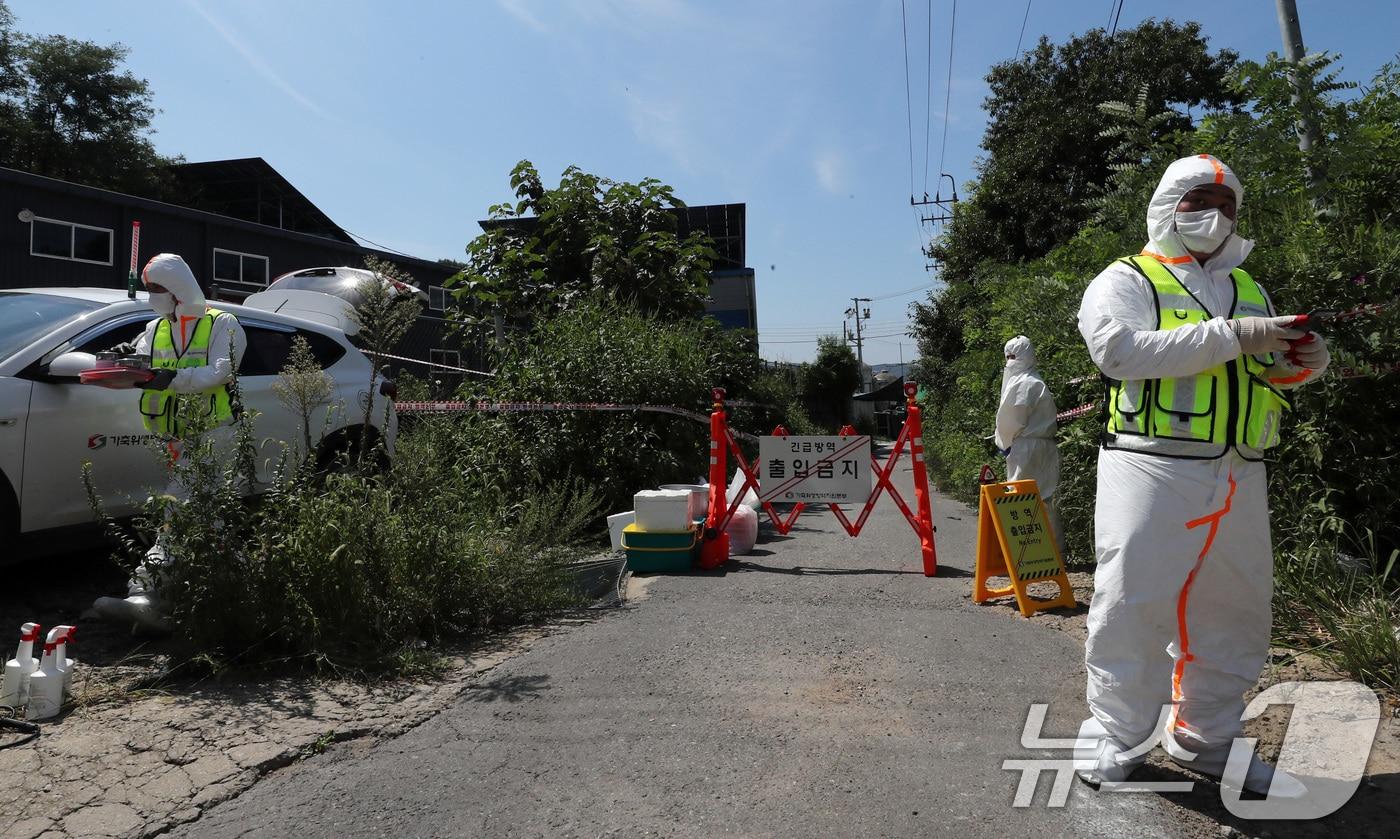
[1275,0,1326,206]
[845,297,872,390]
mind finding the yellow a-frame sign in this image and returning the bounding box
[973,479,1076,617]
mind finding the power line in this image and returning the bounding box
[922,0,934,195]
[342,228,420,260]
[1015,0,1033,57]
[870,283,937,301]
[900,0,916,197]
[936,0,958,180]
[1108,0,1125,36]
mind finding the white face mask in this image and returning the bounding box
[1175,208,1235,254]
[148,291,176,316]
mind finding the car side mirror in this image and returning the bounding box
[47,351,97,378]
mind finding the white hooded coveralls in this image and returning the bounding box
[132,254,246,591]
[1076,156,1327,769]
[994,336,1063,553]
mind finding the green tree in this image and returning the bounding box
[450,161,718,325]
[930,20,1242,281]
[800,336,862,431]
[0,2,177,196]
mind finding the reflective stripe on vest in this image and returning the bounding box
[138,308,236,436]
[1104,256,1290,459]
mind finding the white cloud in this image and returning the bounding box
[183,0,333,120]
[813,151,846,194]
[496,0,549,32]
[624,88,701,173]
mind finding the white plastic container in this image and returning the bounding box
[632,490,693,532]
[606,511,636,552]
[54,626,75,698]
[1,622,40,709]
[660,484,709,521]
[25,628,63,721]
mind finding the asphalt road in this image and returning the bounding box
[174,458,1230,838]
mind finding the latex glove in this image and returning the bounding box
[1287,332,1330,369]
[136,369,176,390]
[1229,316,1305,355]
[109,341,138,356]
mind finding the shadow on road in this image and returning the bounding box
[729,559,930,577]
[462,674,552,704]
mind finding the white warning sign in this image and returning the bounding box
[758,435,873,504]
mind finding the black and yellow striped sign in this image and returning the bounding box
[973,480,1075,617]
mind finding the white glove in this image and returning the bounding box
[1229,316,1305,355]
[1288,332,1330,369]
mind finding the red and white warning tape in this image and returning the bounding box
[395,399,763,441]
[368,351,495,377]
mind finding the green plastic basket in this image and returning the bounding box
[622,524,699,572]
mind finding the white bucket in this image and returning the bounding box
[659,484,709,521]
[607,511,635,551]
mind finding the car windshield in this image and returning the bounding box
[0,292,107,362]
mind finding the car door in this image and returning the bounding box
[235,318,302,482]
[20,314,164,532]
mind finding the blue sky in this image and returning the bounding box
[17,0,1399,363]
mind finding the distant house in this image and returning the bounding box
[478,202,758,331]
[0,159,473,375]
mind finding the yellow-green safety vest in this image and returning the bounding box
[138,308,237,437]
[1103,255,1290,460]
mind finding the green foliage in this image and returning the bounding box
[0,1,178,197]
[449,161,717,325]
[931,20,1242,280]
[354,255,423,441]
[272,335,333,460]
[799,336,862,431]
[88,404,600,675]
[448,298,761,516]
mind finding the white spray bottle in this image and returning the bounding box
[54,625,75,699]
[1,622,40,709]
[25,628,64,721]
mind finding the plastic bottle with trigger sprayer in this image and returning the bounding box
[54,625,75,700]
[25,628,64,721]
[1,623,41,709]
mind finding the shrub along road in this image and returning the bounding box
[174,457,1397,838]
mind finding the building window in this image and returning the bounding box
[29,217,113,265]
[213,248,270,288]
[428,285,450,312]
[428,348,461,370]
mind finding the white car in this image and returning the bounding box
[0,287,397,559]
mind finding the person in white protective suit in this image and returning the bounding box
[994,335,1064,557]
[93,254,247,632]
[1074,155,1329,796]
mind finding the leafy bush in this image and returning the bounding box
[89,390,600,675]
[444,298,771,516]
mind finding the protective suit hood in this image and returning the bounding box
[1003,335,1037,375]
[1144,154,1253,271]
[142,253,207,321]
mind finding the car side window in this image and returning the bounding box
[238,324,346,377]
[299,329,346,369]
[239,325,296,377]
[73,318,150,355]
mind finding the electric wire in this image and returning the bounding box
[900,0,916,197]
[935,0,958,183]
[1108,0,1124,36]
[922,0,934,196]
[1015,0,1033,57]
